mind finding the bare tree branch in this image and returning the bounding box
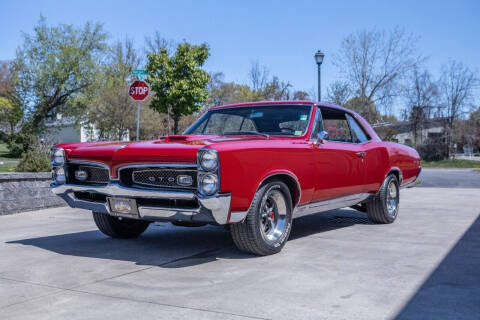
[333,27,424,119]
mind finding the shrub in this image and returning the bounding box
[6,133,35,158]
[0,130,7,143]
[417,142,449,161]
[16,142,51,172]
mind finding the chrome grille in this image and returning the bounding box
[78,165,109,183]
[128,168,197,189]
[67,164,110,185]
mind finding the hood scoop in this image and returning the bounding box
[161,135,188,142]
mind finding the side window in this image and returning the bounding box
[322,112,352,142]
[346,114,369,143]
[310,107,323,139]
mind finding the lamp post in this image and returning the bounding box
[314,50,325,101]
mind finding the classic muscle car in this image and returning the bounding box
[51,101,421,255]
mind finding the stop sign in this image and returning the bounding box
[129,80,150,101]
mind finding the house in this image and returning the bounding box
[40,114,129,144]
[374,118,447,145]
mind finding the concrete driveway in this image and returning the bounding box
[0,186,479,320]
[418,168,480,188]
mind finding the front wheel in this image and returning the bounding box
[230,181,293,255]
[92,212,150,238]
[366,174,400,224]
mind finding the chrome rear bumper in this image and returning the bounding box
[51,183,237,225]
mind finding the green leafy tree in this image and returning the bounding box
[13,16,107,135]
[0,97,22,134]
[344,96,380,124]
[86,39,140,140]
[146,42,210,134]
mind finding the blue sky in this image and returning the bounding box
[1,0,479,105]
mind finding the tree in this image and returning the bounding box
[249,61,270,91]
[333,27,423,120]
[471,108,480,150]
[207,64,310,109]
[0,97,23,134]
[13,17,107,135]
[292,90,310,101]
[145,31,175,56]
[86,39,140,140]
[344,96,380,124]
[247,62,310,101]
[455,113,479,152]
[0,61,16,99]
[208,72,252,106]
[146,42,210,134]
[261,76,292,100]
[439,60,478,156]
[326,81,351,106]
[402,68,439,145]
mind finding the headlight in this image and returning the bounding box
[199,174,218,196]
[53,167,66,184]
[51,148,65,166]
[198,149,218,171]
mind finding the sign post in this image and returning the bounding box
[128,77,150,141]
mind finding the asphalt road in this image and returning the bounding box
[418,168,480,188]
[1,185,479,319]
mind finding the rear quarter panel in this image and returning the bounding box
[352,112,421,191]
[384,142,421,185]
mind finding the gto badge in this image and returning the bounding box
[147,176,175,183]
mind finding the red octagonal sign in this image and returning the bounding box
[129,80,150,101]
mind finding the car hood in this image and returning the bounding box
[63,134,270,166]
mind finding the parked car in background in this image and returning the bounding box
[51,101,421,255]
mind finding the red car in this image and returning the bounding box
[51,101,421,255]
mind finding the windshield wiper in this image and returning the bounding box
[223,131,270,138]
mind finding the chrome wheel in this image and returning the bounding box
[259,188,288,243]
[386,180,399,218]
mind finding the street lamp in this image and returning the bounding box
[314,50,325,101]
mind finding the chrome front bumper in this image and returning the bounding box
[51,183,238,225]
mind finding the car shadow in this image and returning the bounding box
[394,214,480,319]
[7,209,369,269]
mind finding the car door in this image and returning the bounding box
[345,113,385,193]
[311,107,366,201]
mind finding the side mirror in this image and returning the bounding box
[316,131,329,144]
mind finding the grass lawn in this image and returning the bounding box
[422,159,480,168]
[0,143,20,172]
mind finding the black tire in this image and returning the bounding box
[230,181,293,256]
[92,212,150,238]
[366,174,400,224]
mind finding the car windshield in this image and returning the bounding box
[185,105,313,137]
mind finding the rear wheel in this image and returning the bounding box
[366,174,400,224]
[92,212,150,238]
[230,181,293,255]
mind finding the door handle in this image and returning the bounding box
[356,152,366,158]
